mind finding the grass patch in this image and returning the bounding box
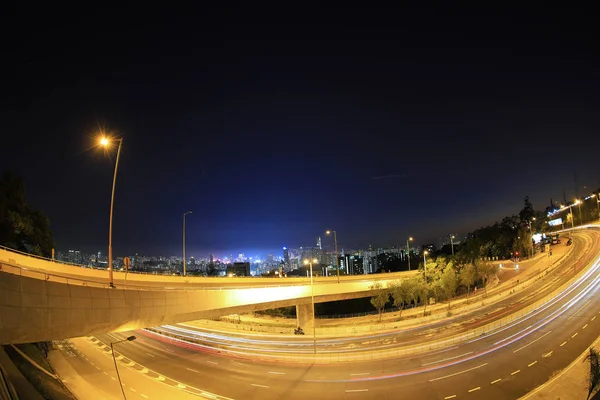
[3,344,75,400]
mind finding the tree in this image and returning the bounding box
[390,280,410,318]
[585,347,600,399]
[440,265,458,310]
[477,260,498,296]
[0,170,54,256]
[519,196,535,225]
[369,283,390,322]
[413,276,430,316]
[459,263,477,303]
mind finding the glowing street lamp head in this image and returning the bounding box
[424,250,429,255]
[409,237,413,241]
[303,259,309,265]
[326,230,331,235]
[100,137,109,146]
[313,258,318,263]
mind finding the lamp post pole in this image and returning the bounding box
[450,235,455,256]
[423,250,428,281]
[101,137,123,288]
[304,258,318,354]
[406,237,413,270]
[183,211,193,277]
[110,335,136,400]
[326,230,339,283]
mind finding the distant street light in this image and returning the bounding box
[111,335,136,400]
[529,217,536,258]
[183,211,193,277]
[406,237,413,270]
[303,258,318,354]
[423,250,429,281]
[576,199,583,225]
[450,235,455,256]
[100,136,123,288]
[325,230,339,283]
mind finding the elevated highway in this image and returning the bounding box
[0,247,418,344]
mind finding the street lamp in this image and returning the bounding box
[303,258,318,354]
[325,230,339,283]
[406,237,413,270]
[423,250,429,281]
[111,335,136,400]
[450,235,455,256]
[100,136,123,288]
[182,211,193,277]
[528,217,536,258]
[576,199,583,225]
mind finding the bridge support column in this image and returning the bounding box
[296,303,314,330]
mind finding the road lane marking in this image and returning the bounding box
[350,372,370,376]
[103,372,108,375]
[145,353,155,357]
[592,316,596,321]
[444,396,456,399]
[129,388,136,392]
[583,324,588,330]
[95,366,101,370]
[141,395,148,399]
[422,351,473,366]
[111,376,116,381]
[186,368,199,373]
[468,387,481,392]
[268,372,285,375]
[513,331,552,353]
[201,392,217,399]
[429,363,488,382]
[346,389,369,393]
[569,300,591,320]
[206,360,218,365]
[232,361,246,366]
[251,384,269,388]
[528,361,537,367]
[90,362,94,366]
[511,370,521,375]
[543,351,553,358]
[560,341,567,347]
[141,368,149,373]
[491,379,501,384]
[177,383,186,389]
[572,333,578,339]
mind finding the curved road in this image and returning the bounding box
[60,229,600,399]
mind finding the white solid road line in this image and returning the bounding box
[345,389,369,393]
[268,371,285,375]
[251,384,269,388]
[513,331,552,353]
[429,363,488,382]
[422,351,473,366]
[349,372,370,376]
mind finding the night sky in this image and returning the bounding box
[2,5,599,258]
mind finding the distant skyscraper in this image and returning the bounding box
[316,236,322,250]
[283,247,290,270]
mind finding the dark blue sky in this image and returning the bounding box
[2,5,599,257]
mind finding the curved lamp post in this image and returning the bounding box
[111,335,136,400]
[183,211,193,276]
[325,230,339,283]
[100,137,123,288]
[406,237,413,270]
[303,258,318,354]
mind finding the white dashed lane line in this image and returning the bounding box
[572,332,579,339]
[346,389,368,393]
[268,371,285,375]
[186,368,199,373]
[528,361,537,367]
[513,331,552,353]
[251,384,269,388]
[583,324,588,330]
[429,363,488,382]
[511,370,521,376]
[141,395,148,399]
[560,341,567,347]
[444,395,456,399]
[468,387,481,392]
[206,360,218,365]
[145,353,155,357]
[491,379,501,385]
